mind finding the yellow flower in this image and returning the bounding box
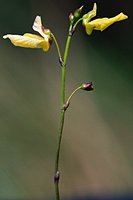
[3,16,52,52]
[83,3,128,35]
[85,13,128,35]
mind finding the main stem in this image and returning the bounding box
[54,24,73,200]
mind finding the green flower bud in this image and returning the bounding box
[74,5,84,19]
[69,13,74,23]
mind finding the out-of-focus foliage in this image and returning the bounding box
[0,0,132,199]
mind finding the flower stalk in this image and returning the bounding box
[54,22,74,200]
[50,32,62,65]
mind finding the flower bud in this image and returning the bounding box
[81,82,94,91]
[69,5,84,23]
[74,5,84,19]
[69,13,74,23]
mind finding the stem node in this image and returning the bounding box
[59,57,64,67]
[63,102,70,111]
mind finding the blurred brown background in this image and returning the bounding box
[0,0,132,199]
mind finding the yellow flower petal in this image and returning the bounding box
[3,33,50,52]
[83,3,97,25]
[85,12,128,35]
[24,33,50,51]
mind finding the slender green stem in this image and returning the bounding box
[51,32,62,63]
[73,17,83,32]
[54,110,65,200]
[61,25,73,104]
[54,23,73,200]
[66,85,82,106]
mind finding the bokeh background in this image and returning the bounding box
[0,0,133,199]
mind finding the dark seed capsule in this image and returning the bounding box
[81,82,94,91]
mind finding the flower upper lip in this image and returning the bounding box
[32,15,51,40]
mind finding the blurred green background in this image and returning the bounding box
[0,0,132,199]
